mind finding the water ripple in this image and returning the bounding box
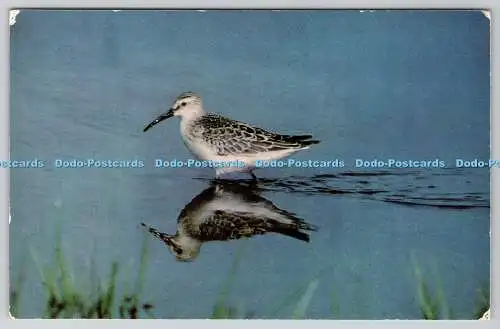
[195,168,489,209]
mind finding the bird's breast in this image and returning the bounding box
[180,121,216,161]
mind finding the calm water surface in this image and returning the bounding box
[10,10,490,319]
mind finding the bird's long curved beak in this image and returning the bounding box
[143,108,174,132]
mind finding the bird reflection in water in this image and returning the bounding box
[141,180,318,262]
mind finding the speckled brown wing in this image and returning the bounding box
[193,114,320,156]
[193,210,269,241]
[191,210,312,243]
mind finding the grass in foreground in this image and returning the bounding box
[11,231,154,319]
[10,233,490,319]
[412,252,490,320]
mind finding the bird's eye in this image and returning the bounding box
[181,102,187,106]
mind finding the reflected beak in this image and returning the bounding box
[143,108,174,132]
[161,236,183,255]
[160,234,176,247]
[141,222,175,246]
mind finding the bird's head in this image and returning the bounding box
[143,91,204,132]
[164,235,201,262]
[141,223,201,262]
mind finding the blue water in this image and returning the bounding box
[9,10,490,319]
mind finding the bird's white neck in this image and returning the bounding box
[179,107,205,136]
[175,234,201,248]
[178,105,205,123]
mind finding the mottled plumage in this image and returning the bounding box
[141,181,317,262]
[184,113,319,157]
[143,92,320,178]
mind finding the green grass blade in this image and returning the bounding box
[132,230,150,298]
[269,284,308,316]
[10,251,28,318]
[331,289,340,318]
[292,279,318,319]
[411,252,440,320]
[473,282,490,319]
[434,268,449,319]
[212,243,247,319]
[268,266,331,317]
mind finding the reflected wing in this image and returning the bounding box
[196,210,311,242]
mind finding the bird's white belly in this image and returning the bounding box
[180,120,303,174]
[182,134,218,161]
[181,136,248,174]
[184,140,299,175]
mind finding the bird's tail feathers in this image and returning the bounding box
[297,221,319,232]
[298,139,320,147]
[281,134,320,147]
[271,222,313,242]
[284,134,314,141]
[273,226,310,242]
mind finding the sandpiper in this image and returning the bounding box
[143,92,320,179]
[141,181,317,262]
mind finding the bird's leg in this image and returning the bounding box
[214,175,224,185]
[214,170,228,185]
[215,169,222,181]
[249,170,257,181]
[248,170,259,187]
